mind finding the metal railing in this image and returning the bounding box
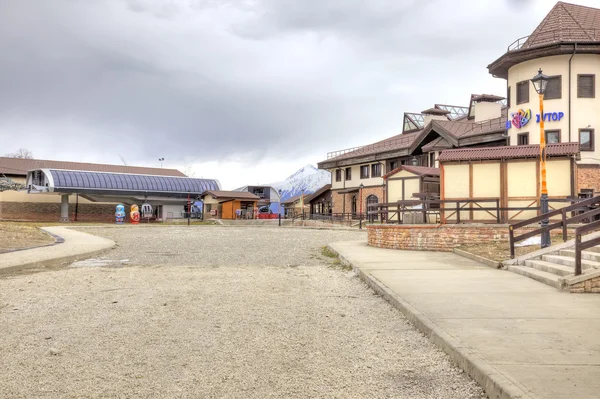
[507,29,600,52]
[508,196,600,260]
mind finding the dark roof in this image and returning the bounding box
[38,169,219,197]
[305,184,332,203]
[472,94,505,102]
[323,131,421,163]
[203,190,260,200]
[438,143,580,162]
[421,137,453,152]
[488,2,600,78]
[421,108,450,115]
[0,157,185,177]
[281,194,303,205]
[384,165,440,179]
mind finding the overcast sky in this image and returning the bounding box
[1,0,597,188]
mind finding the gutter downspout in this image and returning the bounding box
[568,44,577,142]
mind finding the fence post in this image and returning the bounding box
[561,208,567,241]
[496,199,501,224]
[279,213,281,227]
[575,232,582,276]
[456,201,460,224]
[359,213,362,229]
[397,205,401,224]
[509,225,515,259]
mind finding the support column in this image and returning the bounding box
[60,194,70,222]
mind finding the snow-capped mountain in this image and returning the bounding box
[271,164,331,201]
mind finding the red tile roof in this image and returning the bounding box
[203,190,260,200]
[0,157,186,177]
[522,2,600,50]
[383,165,440,179]
[438,143,580,162]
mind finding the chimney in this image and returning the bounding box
[473,94,504,122]
[421,108,450,127]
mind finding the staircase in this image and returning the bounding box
[508,246,600,289]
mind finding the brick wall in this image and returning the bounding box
[569,275,600,293]
[332,186,384,215]
[577,165,600,193]
[367,224,510,251]
[0,201,117,222]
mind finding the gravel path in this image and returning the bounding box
[0,226,484,398]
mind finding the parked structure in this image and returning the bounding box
[0,157,188,222]
[200,190,260,220]
[488,1,600,192]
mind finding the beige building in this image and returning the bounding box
[488,1,600,191]
[318,96,508,217]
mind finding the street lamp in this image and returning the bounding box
[531,68,551,248]
[158,157,165,168]
[359,183,364,229]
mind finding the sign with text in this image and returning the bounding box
[506,109,564,129]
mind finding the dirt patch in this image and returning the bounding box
[457,232,574,262]
[0,223,55,253]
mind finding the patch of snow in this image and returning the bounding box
[515,236,541,247]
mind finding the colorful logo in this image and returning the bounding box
[511,109,531,129]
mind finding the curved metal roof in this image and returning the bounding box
[29,169,220,197]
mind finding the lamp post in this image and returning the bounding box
[531,68,551,248]
[278,189,282,226]
[158,157,165,168]
[359,183,364,229]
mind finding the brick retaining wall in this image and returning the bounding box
[367,224,510,251]
[0,202,116,222]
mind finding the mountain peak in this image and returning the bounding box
[271,164,331,202]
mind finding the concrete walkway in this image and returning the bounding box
[330,240,600,399]
[0,227,115,274]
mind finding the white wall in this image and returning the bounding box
[507,54,600,163]
[330,163,385,189]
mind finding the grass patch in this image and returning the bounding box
[321,246,352,271]
[0,223,55,253]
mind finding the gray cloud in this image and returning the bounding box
[0,0,593,173]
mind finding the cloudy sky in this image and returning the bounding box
[0,0,597,188]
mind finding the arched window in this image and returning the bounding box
[366,195,379,221]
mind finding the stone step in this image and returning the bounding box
[508,266,561,289]
[523,260,575,277]
[559,249,600,263]
[541,255,600,270]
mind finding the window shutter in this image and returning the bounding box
[544,76,561,100]
[578,75,595,98]
[517,81,529,104]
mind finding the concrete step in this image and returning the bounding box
[523,260,574,277]
[541,254,600,270]
[559,249,600,263]
[508,266,561,289]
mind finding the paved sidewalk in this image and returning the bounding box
[0,227,115,274]
[330,240,600,399]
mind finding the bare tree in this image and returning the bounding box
[118,155,128,166]
[183,162,196,177]
[5,148,33,159]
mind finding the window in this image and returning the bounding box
[578,74,595,98]
[545,130,560,144]
[517,132,529,145]
[360,165,369,179]
[428,152,435,167]
[580,129,594,151]
[345,167,352,181]
[335,169,342,182]
[389,160,398,171]
[371,164,382,177]
[517,81,529,104]
[544,75,561,100]
[507,86,511,107]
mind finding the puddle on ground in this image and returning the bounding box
[71,258,130,268]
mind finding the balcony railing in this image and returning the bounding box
[507,29,600,53]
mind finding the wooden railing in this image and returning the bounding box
[508,196,600,259]
[574,219,600,275]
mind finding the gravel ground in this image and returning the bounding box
[0,226,484,398]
